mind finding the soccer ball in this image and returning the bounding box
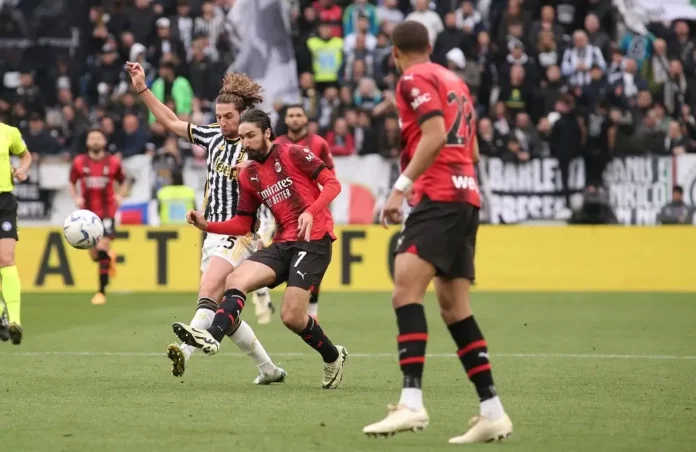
[63,210,104,249]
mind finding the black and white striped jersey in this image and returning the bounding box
[188,123,246,222]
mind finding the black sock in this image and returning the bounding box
[309,286,320,305]
[208,289,246,342]
[97,250,110,294]
[395,303,428,389]
[448,315,496,401]
[298,315,339,363]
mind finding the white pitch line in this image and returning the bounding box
[1,351,695,360]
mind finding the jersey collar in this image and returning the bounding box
[257,144,277,164]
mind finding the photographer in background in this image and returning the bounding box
[658,185,694,225]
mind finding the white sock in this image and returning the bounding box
[181,308,215,361]
[398,388,424,411]
[307,302,318,317]
[480,396,505,421]
[228,320,276,376]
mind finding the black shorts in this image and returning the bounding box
[0,193,18,241]
[248,235,332,292]
[395,197,479,280]
[100,217,116,239]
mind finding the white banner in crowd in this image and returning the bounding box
[614,0,696,30]
[605,156,673,225]
[676,154,696,206]
[478,157,585,224]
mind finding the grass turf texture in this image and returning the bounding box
[1,293,695,452]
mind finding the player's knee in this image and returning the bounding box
[280,300,306,332]
[392,283,420,308]
[0,252,14,267]
[199,274,224,300]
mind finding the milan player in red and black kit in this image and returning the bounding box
[363,21,513,442]
[174,109,348,389]
[69,129,128,306]
[266,104,334,321]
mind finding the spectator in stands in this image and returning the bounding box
[664,59,693,118]
[477,117,503,157]
[433,12,467,67]
[188,35,225,110]
[646,38,670,98]
[658,186,694,225]
[307,22,344,92]
[551,95,582,204]
[194,0,225,57]
[12,70,44,116]
[150,17,187,67]
[562,30,606,87]
[24,113,63,160]
[153,136,183,189]
[149,62,194,124]
[355,110,378,155]
[353,77,382,110]
[513,112,542,158]
[407,0,444,46]
[636,110,665,155]
[377,115,400,159]
[585,13,610,60]
[170,0,195,53]
[128,0,157,46]
[377,0,404,27]
[496,0,532,49]
[503,136,529,162]
[343,0,379,37]
[498,64,533,121]
[314,0,343,38]
[455,1,484,37]
[529,5,563,47]
[326,117,355,156]
[665,120,689,155]
[583,100,614,185]
[118,113,152,158]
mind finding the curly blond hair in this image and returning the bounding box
[216,73,264,112]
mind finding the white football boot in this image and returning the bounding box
[363,404,430,436]
[322,345,348,389]
[172,322,220,355]
[448,414,513,444]
[253,367,288,385]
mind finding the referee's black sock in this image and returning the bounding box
[298,315,339,363]
[448,315,496,401]
[395,303,428,389]
[97,250,110,294]
[208,289,246,342]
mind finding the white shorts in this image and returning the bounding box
[200,232,258,273]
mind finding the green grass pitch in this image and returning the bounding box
[1,292,695,452]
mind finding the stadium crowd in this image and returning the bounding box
[0,0,695,222]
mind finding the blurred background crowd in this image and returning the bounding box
[1,0,695,225]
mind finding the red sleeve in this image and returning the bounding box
[398,72,444,125]
[287,144,326,180]
[315,136,334,169]
[206,215,254,236]
[69,157,81,184]
[113,158,126,183]
[206,169,260,235]
[306,168,341,217]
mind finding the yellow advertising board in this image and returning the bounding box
[15,225,696,293]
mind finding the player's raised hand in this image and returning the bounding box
[381,189,405,228]
[298,212,313,241]
[125,62,146,91]
[186,210,208,230]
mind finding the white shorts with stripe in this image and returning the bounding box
[200,232,258,272]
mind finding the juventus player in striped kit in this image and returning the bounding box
[125,62,285,384]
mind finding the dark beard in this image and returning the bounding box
[246,141,270,161]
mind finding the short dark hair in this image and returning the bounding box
[392,20,430,53]
[86,128,107,140]
[240,108,275,140]
[673,185,684,195]
[285,104,306,115]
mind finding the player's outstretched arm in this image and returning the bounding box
[125,62,189,138]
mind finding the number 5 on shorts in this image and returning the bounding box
[294,251,307,267]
